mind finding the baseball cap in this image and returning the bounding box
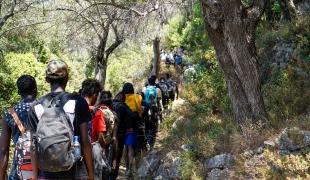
[46,59,68,79]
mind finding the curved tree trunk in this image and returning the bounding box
[200,0,268,128]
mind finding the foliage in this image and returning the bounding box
[179,151,203,179]
[105,42,152,94]
[0,52,87,117]
[0,53,48,115]
[237,149,310,179]
[1,30,50,63]
[258,16,310,127]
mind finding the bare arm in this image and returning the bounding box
[80,123,94,180]
[97,132,107,148]
[0,119,11,179]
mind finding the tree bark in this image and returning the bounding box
[200,0,268,128]
[151,37,160,77]
[95,59,108,88]
[278,0,297,21]
[94,22,123,89]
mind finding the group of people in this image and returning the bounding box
[0,59,179,180]
[160,48,184,67]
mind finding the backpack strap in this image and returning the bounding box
[91,105,102,119]
[8,108,26,134]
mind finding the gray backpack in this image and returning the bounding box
[34,92,76,172]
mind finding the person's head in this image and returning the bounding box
[80,79,102,106]
[45,59,69,88]
[99,91,113,108]
[166,73,170,79]
[150,75,157,81]
[114,92,125,103]
[16,75,37,98]
[122,82,134,94]
[148,77,156,86]
[160,77,165,83]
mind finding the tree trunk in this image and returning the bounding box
[266,0,274,24]
[278,0,297,21]
[200,0,268,128]
[95,59,108,89]
[151,37,160,77]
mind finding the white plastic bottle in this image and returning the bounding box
[73,136,81,161]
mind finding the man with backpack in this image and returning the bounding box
[143,77,161,149]
[166,73,179,103]
[158,77,169,111]
[0,75,37,180]
[26,59,94,180]
[81,79,116,180]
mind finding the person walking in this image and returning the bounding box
[0,75,37,180]
[27,59,94,180]
[122,83,142,178]
[81,79,110,180]
[111,92,135,180]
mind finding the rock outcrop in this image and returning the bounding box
[277,127,310,154]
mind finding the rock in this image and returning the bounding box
[242,154,268,179]
[297,0,310,15]
[255,147,264,155]
[136,151,162,179]
[206,168,232,180]
[180,144,198,153]
[172,116,184,129]
[154,151,182,179]
[264,140,276,148]
[204,153,235,170]
[277,127,310,153]
[243,150,254,158]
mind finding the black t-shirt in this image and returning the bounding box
[26,92,91,179]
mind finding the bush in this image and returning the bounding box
[0,53,48,115]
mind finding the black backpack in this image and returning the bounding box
[159,82,169,98]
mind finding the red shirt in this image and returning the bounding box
[89,106,106,143]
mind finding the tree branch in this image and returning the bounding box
[105,37,123,59]
[0,0,16,29]
[0,20,53,38]
[56,7,102,39]
[87,1,159,17]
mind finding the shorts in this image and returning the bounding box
[124,132,137,146]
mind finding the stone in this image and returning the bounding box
[243,150,254,158]
[180,144,198,153]
[136,151,162,179]
[172,116,184,129]
[206,168,232,180]
[255,147,264,155]
[297,0,310,15]
[264,140,276,148]
[154,151,182,179]
[277,127,310,153]
[204,153,235,170]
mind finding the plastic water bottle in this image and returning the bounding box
[146,142,151,152]
[73,136,81,161]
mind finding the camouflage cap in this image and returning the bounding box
[46,59,68,79]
